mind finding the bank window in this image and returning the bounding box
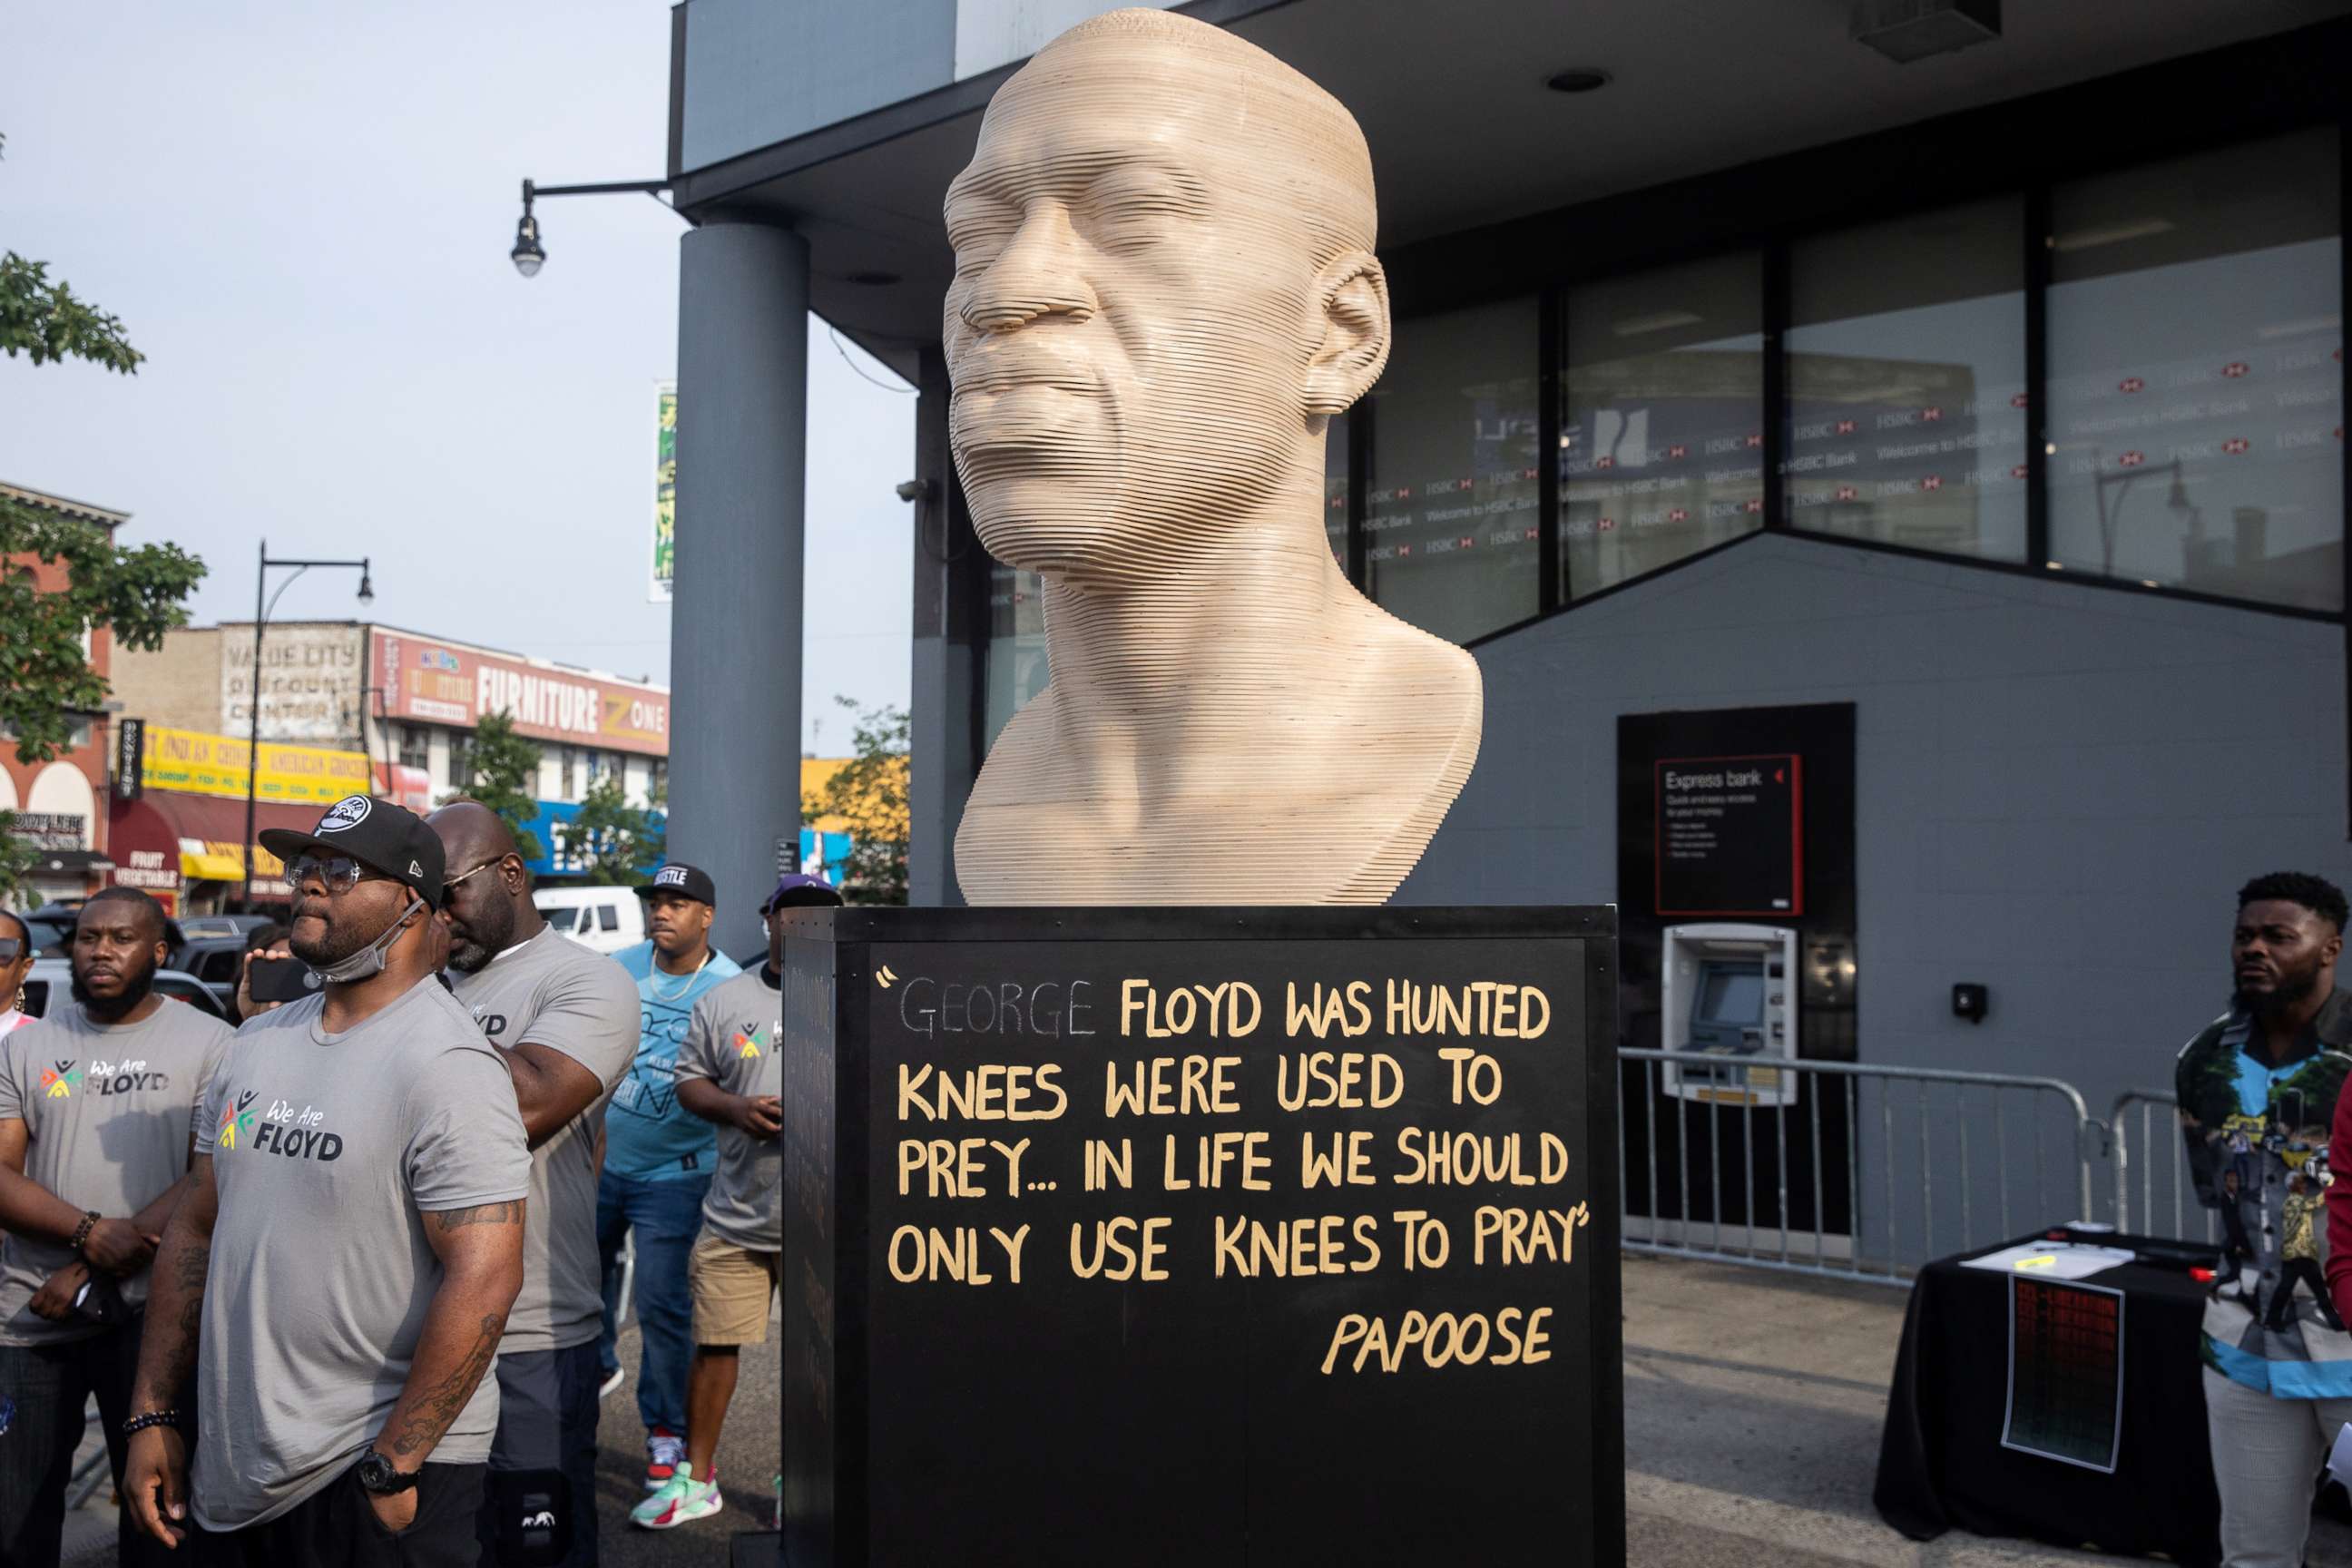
[984,563,1049,752]
[1786,199,2027,562]
[1563,253,1764,601]
[1363,295,1541,643]
[2047,129,2341,611]
[397,725,428,773]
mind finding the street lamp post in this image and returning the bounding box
[511,177,679,277]
[240,541,373,906]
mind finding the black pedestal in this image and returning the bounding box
[777,906,1622,1568]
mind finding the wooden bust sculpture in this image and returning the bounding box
[946,8,1482,906]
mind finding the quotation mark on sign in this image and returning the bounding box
[876,965,900,989]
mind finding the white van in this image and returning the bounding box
[534,887,646,955]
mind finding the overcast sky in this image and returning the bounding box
[1,0,914,756]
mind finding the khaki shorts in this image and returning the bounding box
[688,1230,780,1346]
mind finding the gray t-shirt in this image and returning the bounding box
[191,978,531,1531]
[675,966,783,1250]
[449,927,637,1352]
[0,1000,233,1346]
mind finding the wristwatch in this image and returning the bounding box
[355,1447,420,1495]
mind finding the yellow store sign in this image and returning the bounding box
[142,727,374,807]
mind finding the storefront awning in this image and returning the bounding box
[108,799,185,903]
[135,789,322,894]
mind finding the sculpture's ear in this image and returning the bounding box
[1304,252,1391,416]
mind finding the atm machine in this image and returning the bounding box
[1661,923,1799,1108]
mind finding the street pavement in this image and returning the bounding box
[64,1308,781,1565]
[64,1253,2352,1565]
[1621,1251,2352,1566]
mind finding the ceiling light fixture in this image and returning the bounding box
[1851,0,2001,64]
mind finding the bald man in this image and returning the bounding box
[429,803,638,1567]
[945,8,1480,906]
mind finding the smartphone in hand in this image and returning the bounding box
[248,956,319,1004]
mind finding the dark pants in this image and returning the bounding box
[477,1342,601,1566]
[595,1171,710,1436]
[0,1322,177,1568]
[191,1460,485,1567]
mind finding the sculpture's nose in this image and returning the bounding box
[962,202,1096,332]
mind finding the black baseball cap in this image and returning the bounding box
[259,795,449,911]
[762,873,842,914]
[636,863,717,906]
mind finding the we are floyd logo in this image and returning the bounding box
[219,1089,345,1161]
[734,1022,767,1059]
[39,1060,82,1099]
[217,1090,258,1150]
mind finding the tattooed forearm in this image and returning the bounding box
[431,1200,524,1231]
[133,1220,213,1406]
[385,1312,505,1458]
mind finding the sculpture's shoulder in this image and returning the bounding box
[1343,598,1484,749]
[1325,606,1481,902]
[954,594,1484,906]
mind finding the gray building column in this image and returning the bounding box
[908,346,982,906]
[670,220,808,955]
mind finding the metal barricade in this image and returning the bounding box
[2107,1089,2218,1246]
[1617,1048,2099,1286]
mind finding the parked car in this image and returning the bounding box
[17,903,81,957]
[174,936,256,1001]
[174,913,279,942]
[534,887,646,956]
[22,958,235,1023]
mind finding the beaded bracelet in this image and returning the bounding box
[68,1211,100,1254]
[123,1410,185,1436]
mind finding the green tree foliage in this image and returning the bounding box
[557,773,663,886]
[0,252,142,374]
[1,500,204,760]
[801,698,910,906]
[444,710,544,863]
[1,140,186,901]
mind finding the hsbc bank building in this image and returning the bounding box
[656,0,2350,1223]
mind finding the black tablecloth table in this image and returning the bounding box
[1874,1230,2220,1567]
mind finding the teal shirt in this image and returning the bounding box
[605,941,741,1181]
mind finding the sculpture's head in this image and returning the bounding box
[944,9,1389,589]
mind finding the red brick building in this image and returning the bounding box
[3,482,121,906]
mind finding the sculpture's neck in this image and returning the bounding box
[1039,476,1350,706]
[1019,466,1373,808]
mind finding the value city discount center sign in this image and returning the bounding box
[369,631,669,754]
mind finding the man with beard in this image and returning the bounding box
[2176,870,2349,1567]
[596,862,737,1491]
[121,795,529,1565]
[427,801,637,1566]
[0,888,231,1567]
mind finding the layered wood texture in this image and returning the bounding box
[946,8,1483,905]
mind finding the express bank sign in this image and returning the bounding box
[368,631,669,754]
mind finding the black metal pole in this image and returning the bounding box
[240,541,266,906]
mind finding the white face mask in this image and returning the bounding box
[311,897,426,985]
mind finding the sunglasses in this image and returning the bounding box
[441,860,503,906]
[0,938,23,961]
[287,854,393,896]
